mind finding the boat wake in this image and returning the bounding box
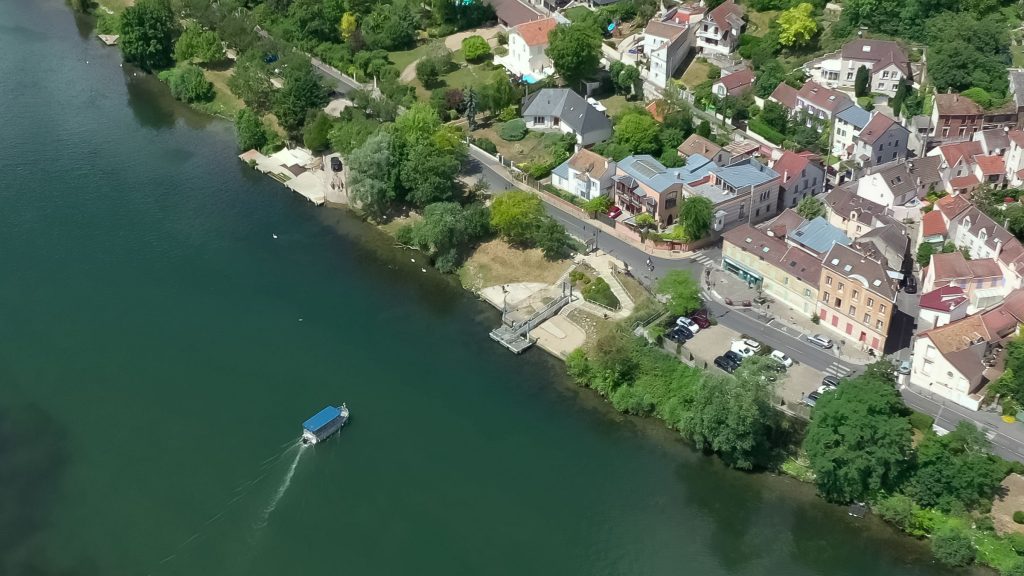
[256,443,306,528]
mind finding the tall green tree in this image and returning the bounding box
[490,190,545,246]
[854,65,870,97]
[302,112,333,153]
[235,108,271,152]
[906,422,1008,512]
[362,0,418,51]
[119,0,180,72]
[400,139,464,206]
[754,60,786,98]
[173,25,223,65]
[228,52,275,112]
[273,59,329,135]
[397,202,491,272]
[348,130,398,221]
[657,270,702,316]
[546,23,602,86]
[804,366,913,503]
[613,112,661,155]
[678,356,781,470]
[916,242,936,267]
[161,64,214,103]
[796,196,826,220]
[679,196,713,240]
[777,2,818,48]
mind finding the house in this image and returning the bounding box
[677,134,724,163]
[946,206,1024,284]
[909,312,1001,410]
[921,252,1009,312]
[550,148,616,201]
[817,242,899,353]
[927,140,1004,194]
[722,223,823,316]
[919,210,948,247]
[713,68,755,98]
[1011,69,1024,129]
[689,158,782,233]
[695,0,744,56]
[974,128,1011,157]
[521,89,612,147]
[918,285,970,329]
[488,0,545,27]
[852,113,909,168]
[857,222,911,273]
[832,105,872,160]
[498,17,557,81]
[643,10,693,90]
[772,150,825,210]
[855,160,922,207]
[822,182,892,238]
[612,154,716,227]
[1005,130,1024,186]
[791,81,853,127]
[787,216,852,257]
[930,91,1019,145]
[803,39,912,97]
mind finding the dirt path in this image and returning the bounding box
[399,26,503,84]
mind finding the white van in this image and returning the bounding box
[730,340,756,358]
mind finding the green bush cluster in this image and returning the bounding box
[159,64,214,103]
[582,277,620,310]
[748,117,786,145]
[909,411,935,432]
[499,119,528,141]
[473,137,498,155]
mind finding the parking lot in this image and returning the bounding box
[660,317,832,412]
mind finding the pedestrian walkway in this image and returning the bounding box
[824,361,855,378]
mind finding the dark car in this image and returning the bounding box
[714,356,737,373]
[804,390,822,407]
[822,376,840,389]
[665,326,691,343]
[723,350,744,365]
[330,157,342,172]
[904,275,917,294]
[673,325,694,339]
[690,309,712,329]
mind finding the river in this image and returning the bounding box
[0,2,965,575]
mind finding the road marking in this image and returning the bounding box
[691,253,716,267]
[825,362,853,378]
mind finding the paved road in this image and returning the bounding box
[467,150,1024,462]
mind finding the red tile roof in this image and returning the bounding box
[677,134,721,159]
[1009,130,1024,148]
[773,150,811,184]
[974,154,1005,175]
[771,83,798,109]
[514,17,557,46]
[857,113,901,145]
[936,195,972,220]
[706,0,744,30]
[950,174,981,190]
[929,252,973,281]
[921,210,947,237]
[935,93,984,117]
[797,81,853,114]
[937,141,984,167]
[919,285,968,312]
[715,69,755,95]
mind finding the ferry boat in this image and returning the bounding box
[301,404,349,445]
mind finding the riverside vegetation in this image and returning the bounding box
[70,0,1024,572]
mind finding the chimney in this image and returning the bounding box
[995,238,1003,258]
[784,169,789,183]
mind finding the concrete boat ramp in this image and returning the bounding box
[239,147,347,205]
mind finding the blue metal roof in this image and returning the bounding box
[303,406,341,432]
[617,154,716,193]
[714,159,779,189]
[551,159,570,181]
[836,105,871,129]
[790,217,851,254]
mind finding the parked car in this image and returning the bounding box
[740,338,762,352]
[822,376,840,389]
[607,205,622,219]
[898,360,911,375]
[676,316,701,334]
[804,390,822,407]
[723,350,744,366]
[714,355,737,373]
[689,310,712,329]
[770,350,793,367]
[904,275,917,294]
[665,328,686,343]
[807,334,834,349]
[673,325,694,340]
[730,341,756,357]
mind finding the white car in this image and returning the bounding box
[741,338,761,352]
[675,316,700,334]
[770,350,793,367]
[730,340,756,358]
[807,334,834,349]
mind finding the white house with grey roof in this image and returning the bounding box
[803,39,912,97]
[551,148,616,201]
[521,88,612,147]
[832,105,872,159]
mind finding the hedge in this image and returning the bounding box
[499,119,528,141]
[748,117,785,145]
[473,137,498,155]
[582,277,620,310]
[909,411,935,432]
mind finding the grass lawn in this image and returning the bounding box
[598,94,631,118]
[1014,44,1024,68]
[458,239,571,289]
[97,0,133,13]
[471,128,564,165]
[745,10,778,37]
[680,58,712,90]
[564,5,592,21]
[388,43,433,73]
[443,62,502,90]
[200,68,244,118]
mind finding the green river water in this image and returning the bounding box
[0,2,967,575]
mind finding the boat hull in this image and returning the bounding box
[302,405,349,444]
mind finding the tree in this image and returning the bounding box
[161,65,214,103]
[657,270,702,316]
[478,73,521,115]
[906,422,1008,512]
[273,60,330,135]
[173,25,222,65]
[916,242,936,267]
[348,130,398,221]
[416,57,443,88]
[303,112,333,153]
[533,217,572,260]
[400,138,463,206]
[546,23,602,86]
[398,202,491,272]
[461,35,492,63]
[119,0,180,72]
[328,110,380,154]
[678,356,781,470]
[760,101,789,133]
[854,65,870,98]
[613,113,661,155]
[803,367,913,503]
[679,196,713,241]
[228,53,274,112]
[754,60,786,98]
[362,0,418,51]
[235,109,271,151]
[583,195,612,216]
[796,196,826,220]
[931,524,976,567]
[490,190,545,246]
[696,120,712,138]
[777,3,818,48]
[634,212,656,230]
[994,334,1024,402]
[339,11,357,40]
[609,61,640,96]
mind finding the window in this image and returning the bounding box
[847,72,854,80]
[959,127,967,137]
[825,276,832,286]
[863,313,871,323]
[534,116,543,124]
[784,276,789,285]
[848,305,856,316]
[856,225,862,233]
[805,288,812,297]
[876,319,884,330]
[876,155,882,163]
[867,297,874,307]
[942,127,950,138]
[882,71,889,79]
[852,289,859,300]
[879,304,886,314]
[838,282,844,291]
[835,297,843,308]
[823,292,830,304]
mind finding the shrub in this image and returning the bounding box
[160,65,214,103]
[582,277,620,310]
[749,117,785,145]
[461,35,492,62]
[932,525,976,567]
[497,105,519,122]
[1013,511,1024,524]
[499,119,528,141]
[473,137,498,155]
[909,411,935,432]
[811,313,820,324]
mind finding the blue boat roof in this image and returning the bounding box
[304,406,341,432]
